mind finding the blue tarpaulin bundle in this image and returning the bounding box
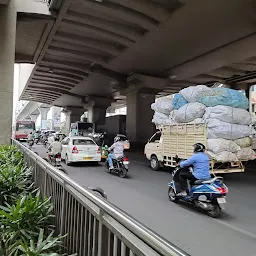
[172,94,188,110]
[198,88,249,109]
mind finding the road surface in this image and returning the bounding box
[32,144,256,256]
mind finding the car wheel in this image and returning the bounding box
[150,155,160,171]
[65,154,71,166]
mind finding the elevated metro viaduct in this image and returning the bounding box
[1,0,256,145]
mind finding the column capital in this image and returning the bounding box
[120,74,169,96]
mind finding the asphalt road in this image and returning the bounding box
[32,144,256,256]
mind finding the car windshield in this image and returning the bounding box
[73,139,95,145]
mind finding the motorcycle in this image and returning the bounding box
[28,139,34,149]
[105,148,129,178]
[48,152,62,168]
[168,156,228,218]
[34,138,39,144]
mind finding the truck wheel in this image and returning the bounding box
[150,156,160,171]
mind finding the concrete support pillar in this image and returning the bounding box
[39,107,50,130]
[29,114,39,123]
[51,106,61,131]
[0,2,16,144]
[84,96,112,125]
[126,92,155,144]
[62,107,85,135]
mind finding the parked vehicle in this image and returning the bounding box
[144,124,244,174]
[105,148,129,178]
[168,156,228,218]
[61,136,101,166]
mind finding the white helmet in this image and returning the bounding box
[114,136,120,143]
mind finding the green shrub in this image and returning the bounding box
[0,145,75,256]
[0,165,34,206]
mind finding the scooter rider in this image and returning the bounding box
[33,131,40,139]
[27,132,33,142]
[178,143,210,196]
[48,136,62,161]
[107,136,124,170]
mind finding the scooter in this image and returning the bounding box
[105,147,129,178]
[168,156,228,218]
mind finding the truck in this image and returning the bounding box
[96,115,126,139]
[70,121,95,136]
[144,123,244,174]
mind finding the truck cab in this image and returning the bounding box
[144,131,163,171]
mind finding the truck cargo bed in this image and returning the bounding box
[160,124,244,174]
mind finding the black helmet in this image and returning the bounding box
[193,143,205,153]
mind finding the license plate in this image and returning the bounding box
[83,157,92,160]
[217,197,226,204]
[123,161,130,164]
[56,158,61,162]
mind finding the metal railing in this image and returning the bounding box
[12,139,189,256]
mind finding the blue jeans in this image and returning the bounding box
[107,153,116,167]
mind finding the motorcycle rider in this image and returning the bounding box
[48,136,62,161]
[177,143,211,196]
[107,136,124,170]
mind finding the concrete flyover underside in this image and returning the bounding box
[18,0,256,108]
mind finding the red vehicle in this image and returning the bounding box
[13,121,36,140]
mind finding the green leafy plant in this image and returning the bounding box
[9,229,68,256]
[0,145,23,166]
[0,193,55,245]
[0,165,33,206]
[0,145,75,256]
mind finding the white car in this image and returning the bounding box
[61,136,101,165]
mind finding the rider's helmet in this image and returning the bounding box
[193,143,205,153]
[114,136,120,143]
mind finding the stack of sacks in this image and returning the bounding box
[183,86,256,161]
[151,97,176,125]
[151,85,256,162]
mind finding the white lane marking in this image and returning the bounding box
[215,219,256,240]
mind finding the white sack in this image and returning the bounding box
[151,97,173,114]
[171,102,206,123]
[234,137,252,148]
[206,119,255,140]
[180,85,212,102]
[187,118,204,124]
[152,112,178,125]
[207,138,241,154]
[152,112,169,125]
[236,148,256,160]
[207,151,238,162]
[203,105,256,125]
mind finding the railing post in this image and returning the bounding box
[98,210,109,256]
[43,170,47,196]
[60,181,66,235]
